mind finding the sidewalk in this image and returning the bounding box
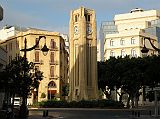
[27,115,54,119]
[128,115,160,119]
[27,115,160,119]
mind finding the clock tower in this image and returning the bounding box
[69,7,98,101]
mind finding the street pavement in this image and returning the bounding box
[27,108,160,119]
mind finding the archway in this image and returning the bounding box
[48,81,57,100]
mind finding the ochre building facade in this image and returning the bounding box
[0,28,68,103]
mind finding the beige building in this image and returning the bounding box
[104,8,160,105]
[0,28,68,103]
[69,7,98,101]
[104,8,160,60]
[0,26,27,41]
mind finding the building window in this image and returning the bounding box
[16,41,19,49]
[110,40,114,46]
[48,81,56,88]
[75,15,78,22]
[121,49,125,58]
[110,50,115,57]
[35,38,39,48]
[9,43,12,51]
[84,14,91,22]
[121,49,125,57]
[35,51,39,62]
[9,56,10,63]
[50,39,56,49]
[88,15,90,21]
[131,49,137,57]
[120,39,125,45]
[50,66,54,77]
[131,37,135,44]
[50,52,54,63]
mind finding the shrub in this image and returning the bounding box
[41,93,46,98]
[37,99,124,108]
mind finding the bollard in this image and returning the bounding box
[135,111,137,117]
[132,110,134,116]
[46,110,48,117]
[138,111,140,117]
[149,110,152,116]
[43,110,46,117]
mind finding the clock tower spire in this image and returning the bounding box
[69,7,98,101]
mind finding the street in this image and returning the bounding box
[28,108,154,119]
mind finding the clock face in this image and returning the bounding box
[74,25,78,34]
[87,24,92,34]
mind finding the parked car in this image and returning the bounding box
[11,97,22,107]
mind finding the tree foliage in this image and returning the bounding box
[4,56,43,106]
[98,55,160,108]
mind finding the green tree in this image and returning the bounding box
[144,55,160,88]
[98,61,108,97]
[5,56,43,117]
[62,84,69,97]
[98,56,147,108]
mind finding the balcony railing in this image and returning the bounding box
[49,60,59,65]
[50,46,59,51]
[49,74,59,79]
[33,59,44,64]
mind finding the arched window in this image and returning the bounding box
[48,81,56,88]
[48,81,57,100]
[75,15,78,22]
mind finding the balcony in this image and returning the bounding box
[49,60,59,65]
[33,59,44,64]
[49,74,59,79]
[35,45,40,50]
[50,46,59,51]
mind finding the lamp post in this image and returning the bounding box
[19,36,49,117]
[141,37,160,117]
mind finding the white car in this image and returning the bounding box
[11,97,22,106]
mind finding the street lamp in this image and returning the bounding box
[141,37,160,117]
[20,36,49,57]
[141,37,160,54]
[19,36,49,117]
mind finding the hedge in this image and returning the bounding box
[35,99,124,108]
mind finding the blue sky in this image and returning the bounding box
[0,0,160,36]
